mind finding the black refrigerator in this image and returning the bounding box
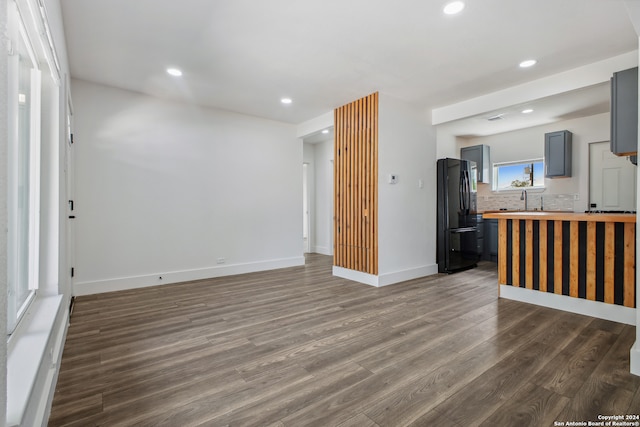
[437,158,480,273]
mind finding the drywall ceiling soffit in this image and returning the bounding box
[60,0,637,124]
[445,82,612,137]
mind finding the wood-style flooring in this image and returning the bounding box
[49,254,640,426]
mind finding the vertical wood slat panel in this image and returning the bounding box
[604,222,615,304]
[512,220,520,287]
[586,221,596,301]
[349,97,355,269]
[539,220,548,292]
[333,93,378,275]
[554,220,563,295]
[351,99,358,271]
[498,219,507,288]
[569,221,579,298]
[525,220,533,289]
[624,222,635,308]
[333,108,341,267]
[373,94,379,274]
[364,97,369,272]
[361,96,367,272]
[337,106,343,267]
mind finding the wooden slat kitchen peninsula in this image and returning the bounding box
[482,211,636,324]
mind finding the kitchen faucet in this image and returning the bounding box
[520,189,528,211]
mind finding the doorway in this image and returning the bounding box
[589,141,637,211]
[303,162,310,253]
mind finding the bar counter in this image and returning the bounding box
[482,211,636,323]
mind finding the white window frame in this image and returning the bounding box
[7,0,42,335]
[492,158,545,192]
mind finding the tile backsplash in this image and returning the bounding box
[477,191,576,212]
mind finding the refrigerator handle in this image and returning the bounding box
[461,170,468,213]
[459,173,465,212]
[465,170,471,213]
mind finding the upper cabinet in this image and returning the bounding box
[460,144,491,183]
[611,67,638,156]
[545,130,572,178]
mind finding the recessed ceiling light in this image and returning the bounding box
[522,109,534,114]
[281,98,292,104]
[322,129,329,134]
[519,59,537,68]
[166,68,183,77]
[443,1,465,15]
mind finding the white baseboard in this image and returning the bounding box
[73,256,306,296]
[631,341,640,376]
[311,246,332,256]
[500,284,636,325]
[378,264,439,287]
[333,266,379,286]
[333,264,437,287]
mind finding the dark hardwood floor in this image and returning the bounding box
[49,254,640,426]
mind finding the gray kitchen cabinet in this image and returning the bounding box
[544,130,572,178]
[611,67,638,156]
[461,144,491,184]
[483,219,498,262]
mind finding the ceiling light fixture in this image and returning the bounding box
[519,59,537,68]
[443,1,465,15]
[281,98,292,104]
[522,109,534,114]
[166,68,183,77]
[322,129,329,134]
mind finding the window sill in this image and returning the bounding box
[7,295,65,427]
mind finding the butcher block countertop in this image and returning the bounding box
[482,211,636,223]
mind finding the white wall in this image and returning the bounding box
[303,142,315,253]
[377,93,438,282]
[72,79,304,294]
[39,68,61,297]
[0,0,9,422]
[313,140,334,255]
[435,127,459,160]
[456,112,610,213]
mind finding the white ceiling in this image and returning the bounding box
[60,0,638,128]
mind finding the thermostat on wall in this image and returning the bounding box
[388,174,398,184]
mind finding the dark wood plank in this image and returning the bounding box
[48,255,639,427]
[430,341,559,426]
[531,326,618,397]
[478,382,570,427]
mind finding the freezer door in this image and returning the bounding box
[447,227,479,272]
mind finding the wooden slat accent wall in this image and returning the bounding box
[494,218,636,308]
[334,92,378,275]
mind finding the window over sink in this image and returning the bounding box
[493,159,545,191]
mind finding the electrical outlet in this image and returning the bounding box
[217,257,226,264]
[574,194,579,201]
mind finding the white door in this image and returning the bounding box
[589,141,636,211]
[65,95,75,297]
[329,159,334,256]
[303,163,310,253]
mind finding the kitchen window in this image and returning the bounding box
[7,0,42,335]
[493,159,544,191]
